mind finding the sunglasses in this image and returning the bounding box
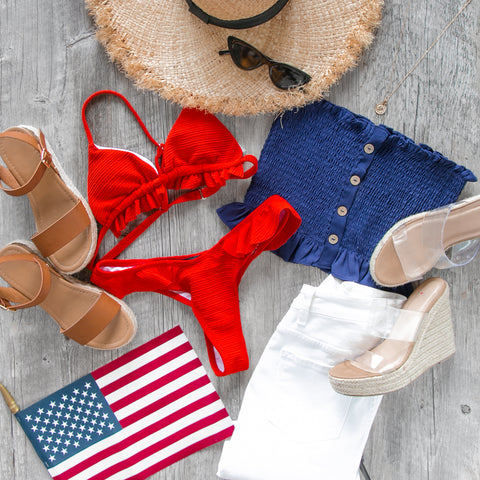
[219,36,311,90]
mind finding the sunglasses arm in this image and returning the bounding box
[218,50,231,56]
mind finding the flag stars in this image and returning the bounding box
[67,405,74,412]
[52,446,58,454]
[102,413,109,420]
[34,416,41,423]
[88,426,94,433]
[85,409,92,416]
[73,389,80,396]
[58,403,65,410]
[90,392,97,400]
[55,438,62,445]
[82,390,88,398]
[99,421,105,427]
[40,426,47,433]
[64,413,71,420]
[67,431,74,438]
[52,420,59,427]
[76,432,83,440]
[70,397,77,404]
[73,441,80,448]
[43,445,50,452]
[55,411,62,418]
[61,448,68,455]
[62,421,68,428]
[46,410,53,417]
[96,403,103,410]
[58,430,65,437]
[90,418,97,425]
[49,401,56,408]
[79,398,86,405]
[74,414,80,421]
[88,401,94,408]
[82,416,89,423]
[43,418,50,425]
[31,425,38,432]
[37,435,44,442]
[49,428,56,435]
[37,408,44,415]
[79,425,86,432]
[46,437,53,444]
[85,434,92,442]
[25,415,32,422]
[64,439,71,447]
[70,423,77,430]
[84,382,91,389]
[76,406,83,413]
[97,428,103,435]
[93,411,100,418]
[48,455,56,462]
[107,423,115,430]
[61,394,68,402]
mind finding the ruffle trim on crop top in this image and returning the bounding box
[217,100,476,287]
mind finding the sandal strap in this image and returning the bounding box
[0,253,51,310]
[0,129,55,197]
[31,201,91,258]
[61,292,121,345]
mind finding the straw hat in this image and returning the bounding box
[86,0,383,115]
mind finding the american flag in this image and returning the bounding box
[16,326,234,480]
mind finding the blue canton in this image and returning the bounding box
[16,374,122,468]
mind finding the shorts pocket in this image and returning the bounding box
[267,349,352,442]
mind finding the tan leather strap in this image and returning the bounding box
[0,253,51,310]
[0,129,54,197]
[31,201,91,257]
[61,292,121,345]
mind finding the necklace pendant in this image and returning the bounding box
[375,101,387,115]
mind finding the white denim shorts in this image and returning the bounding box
[218,275,406,480]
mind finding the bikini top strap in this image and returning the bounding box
[81,90,161,148]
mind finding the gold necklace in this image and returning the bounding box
[375,0,474,116]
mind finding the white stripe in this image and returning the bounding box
[114,366,209,420]
[49,400,229,479]
[104,350,199,405]
[47,383,218,475]
[106,417,233,480]
[95,334,189,388]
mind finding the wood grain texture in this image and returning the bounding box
[0,0,478,479]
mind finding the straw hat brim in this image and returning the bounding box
[86,0,383,116]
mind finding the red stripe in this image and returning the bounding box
[99,342,193,396]
[110,357,202,413]
[92,326,184,380]
[54,395,228,480]
[119,374,212,427]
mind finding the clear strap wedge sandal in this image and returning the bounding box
[329,278,454,396]
[369,195,480,287]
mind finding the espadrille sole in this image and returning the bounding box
[329,288,455,396]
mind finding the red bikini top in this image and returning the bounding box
[82,90,258,263]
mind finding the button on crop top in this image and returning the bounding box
[82,90,258,263]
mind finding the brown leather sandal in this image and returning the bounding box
[0,126,97,274]
[0,242,137,349]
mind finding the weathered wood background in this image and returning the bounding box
[0,0,479,479]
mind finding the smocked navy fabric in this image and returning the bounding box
[218,100,476,287]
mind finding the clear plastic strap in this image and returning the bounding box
[392,203,480,279]
[349,307,426,375]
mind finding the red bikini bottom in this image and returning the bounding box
[90,196,301,376]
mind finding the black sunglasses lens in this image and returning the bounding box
[269,64,312,89]
[230,41,264,70]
